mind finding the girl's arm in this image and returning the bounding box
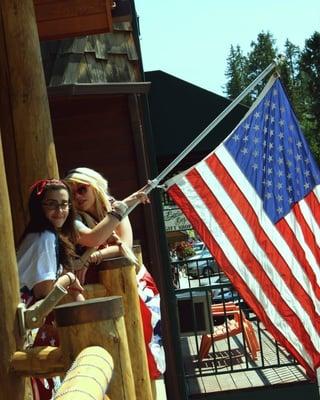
[32,272,84,300]
[88,217,133,263]
[77,191,148,248]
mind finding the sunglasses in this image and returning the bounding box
[73,185,89,195]
[42,201,70,211]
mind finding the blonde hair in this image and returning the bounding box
[65,167,139,266]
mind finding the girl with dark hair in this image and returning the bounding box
[17,179,85,400]
[18,178,84,301]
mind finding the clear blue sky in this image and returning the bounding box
[134,0,320,96]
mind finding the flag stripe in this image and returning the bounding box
[293,203,320,268]
[168,181,315,374]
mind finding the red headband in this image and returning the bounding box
[29,179,66,196]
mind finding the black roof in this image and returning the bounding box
[145,70,248,170]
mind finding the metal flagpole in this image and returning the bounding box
[125,56,282,216]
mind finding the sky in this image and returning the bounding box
[134,0,320,96]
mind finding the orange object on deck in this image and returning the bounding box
[198,302,260,362]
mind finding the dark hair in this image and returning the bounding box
[21,179,78,268]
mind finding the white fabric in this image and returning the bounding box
[17,231,61,290]
[74,216,88,232]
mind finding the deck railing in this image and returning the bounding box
[171,257,306,382]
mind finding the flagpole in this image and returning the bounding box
[125,56,282,215]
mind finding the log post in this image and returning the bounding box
[54,296,136,400]
[98,245,153,400]
[0,134,25,398]
[0,0,59,242]
[54,346,114,400]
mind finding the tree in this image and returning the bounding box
[299,31,320,160]
[245,31,277,102]
[224,45,247,102]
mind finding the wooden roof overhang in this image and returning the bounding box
[47,82,151,97]
[34,0,131,40]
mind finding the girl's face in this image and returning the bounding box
[71,183,96,214]
[42,189,70,229]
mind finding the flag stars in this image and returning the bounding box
[265,192,272,199]
[288,185,293,193]
[264,100,271,107]
[278,157,284,165]
[276,194,283,202]
[295,154,302,162]
[304,182,311,190]
[267,168,273,175]
[276,206,283,214]
[269,143,274,150]
[233,133,240,142]
[296,141,302,149]
[243,135,249,142]
[244,122,250,130]
[279,119,285,127]
[254,111,260,119]
[268,155,273,162]
[280,106,285,113]
[254,124,260,131]
[277,170,283,177]
[252,163,258,170]
[271,103,276,110]
[278,132,284,139]
[253,137,260,144]
[304,170,311,178]
[241,147,249,155]
[277,182,283,190]
[253,150,259,158]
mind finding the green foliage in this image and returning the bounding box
[224,30,320,163]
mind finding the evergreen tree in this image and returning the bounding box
[224,45,247,102]
[278,40,300,101]
[245,31,277,102]
[299,31,320,161]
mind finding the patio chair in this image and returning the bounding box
[198,301,260,362]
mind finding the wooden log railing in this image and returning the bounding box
[54,346,113,400]
[54,296,136,400]
[98,245,154,400]
[9,245,156,400]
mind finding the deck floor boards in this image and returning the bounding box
[181,321,308,395]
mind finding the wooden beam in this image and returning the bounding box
[0,134,26,399]
[34,0,113,40]
[47,82,151,97]
[0,0,59,242]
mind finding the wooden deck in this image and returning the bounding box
[181,321,308,396]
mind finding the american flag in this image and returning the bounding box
[165,76,320,377]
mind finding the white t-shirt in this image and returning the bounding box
[17,230,62,290]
